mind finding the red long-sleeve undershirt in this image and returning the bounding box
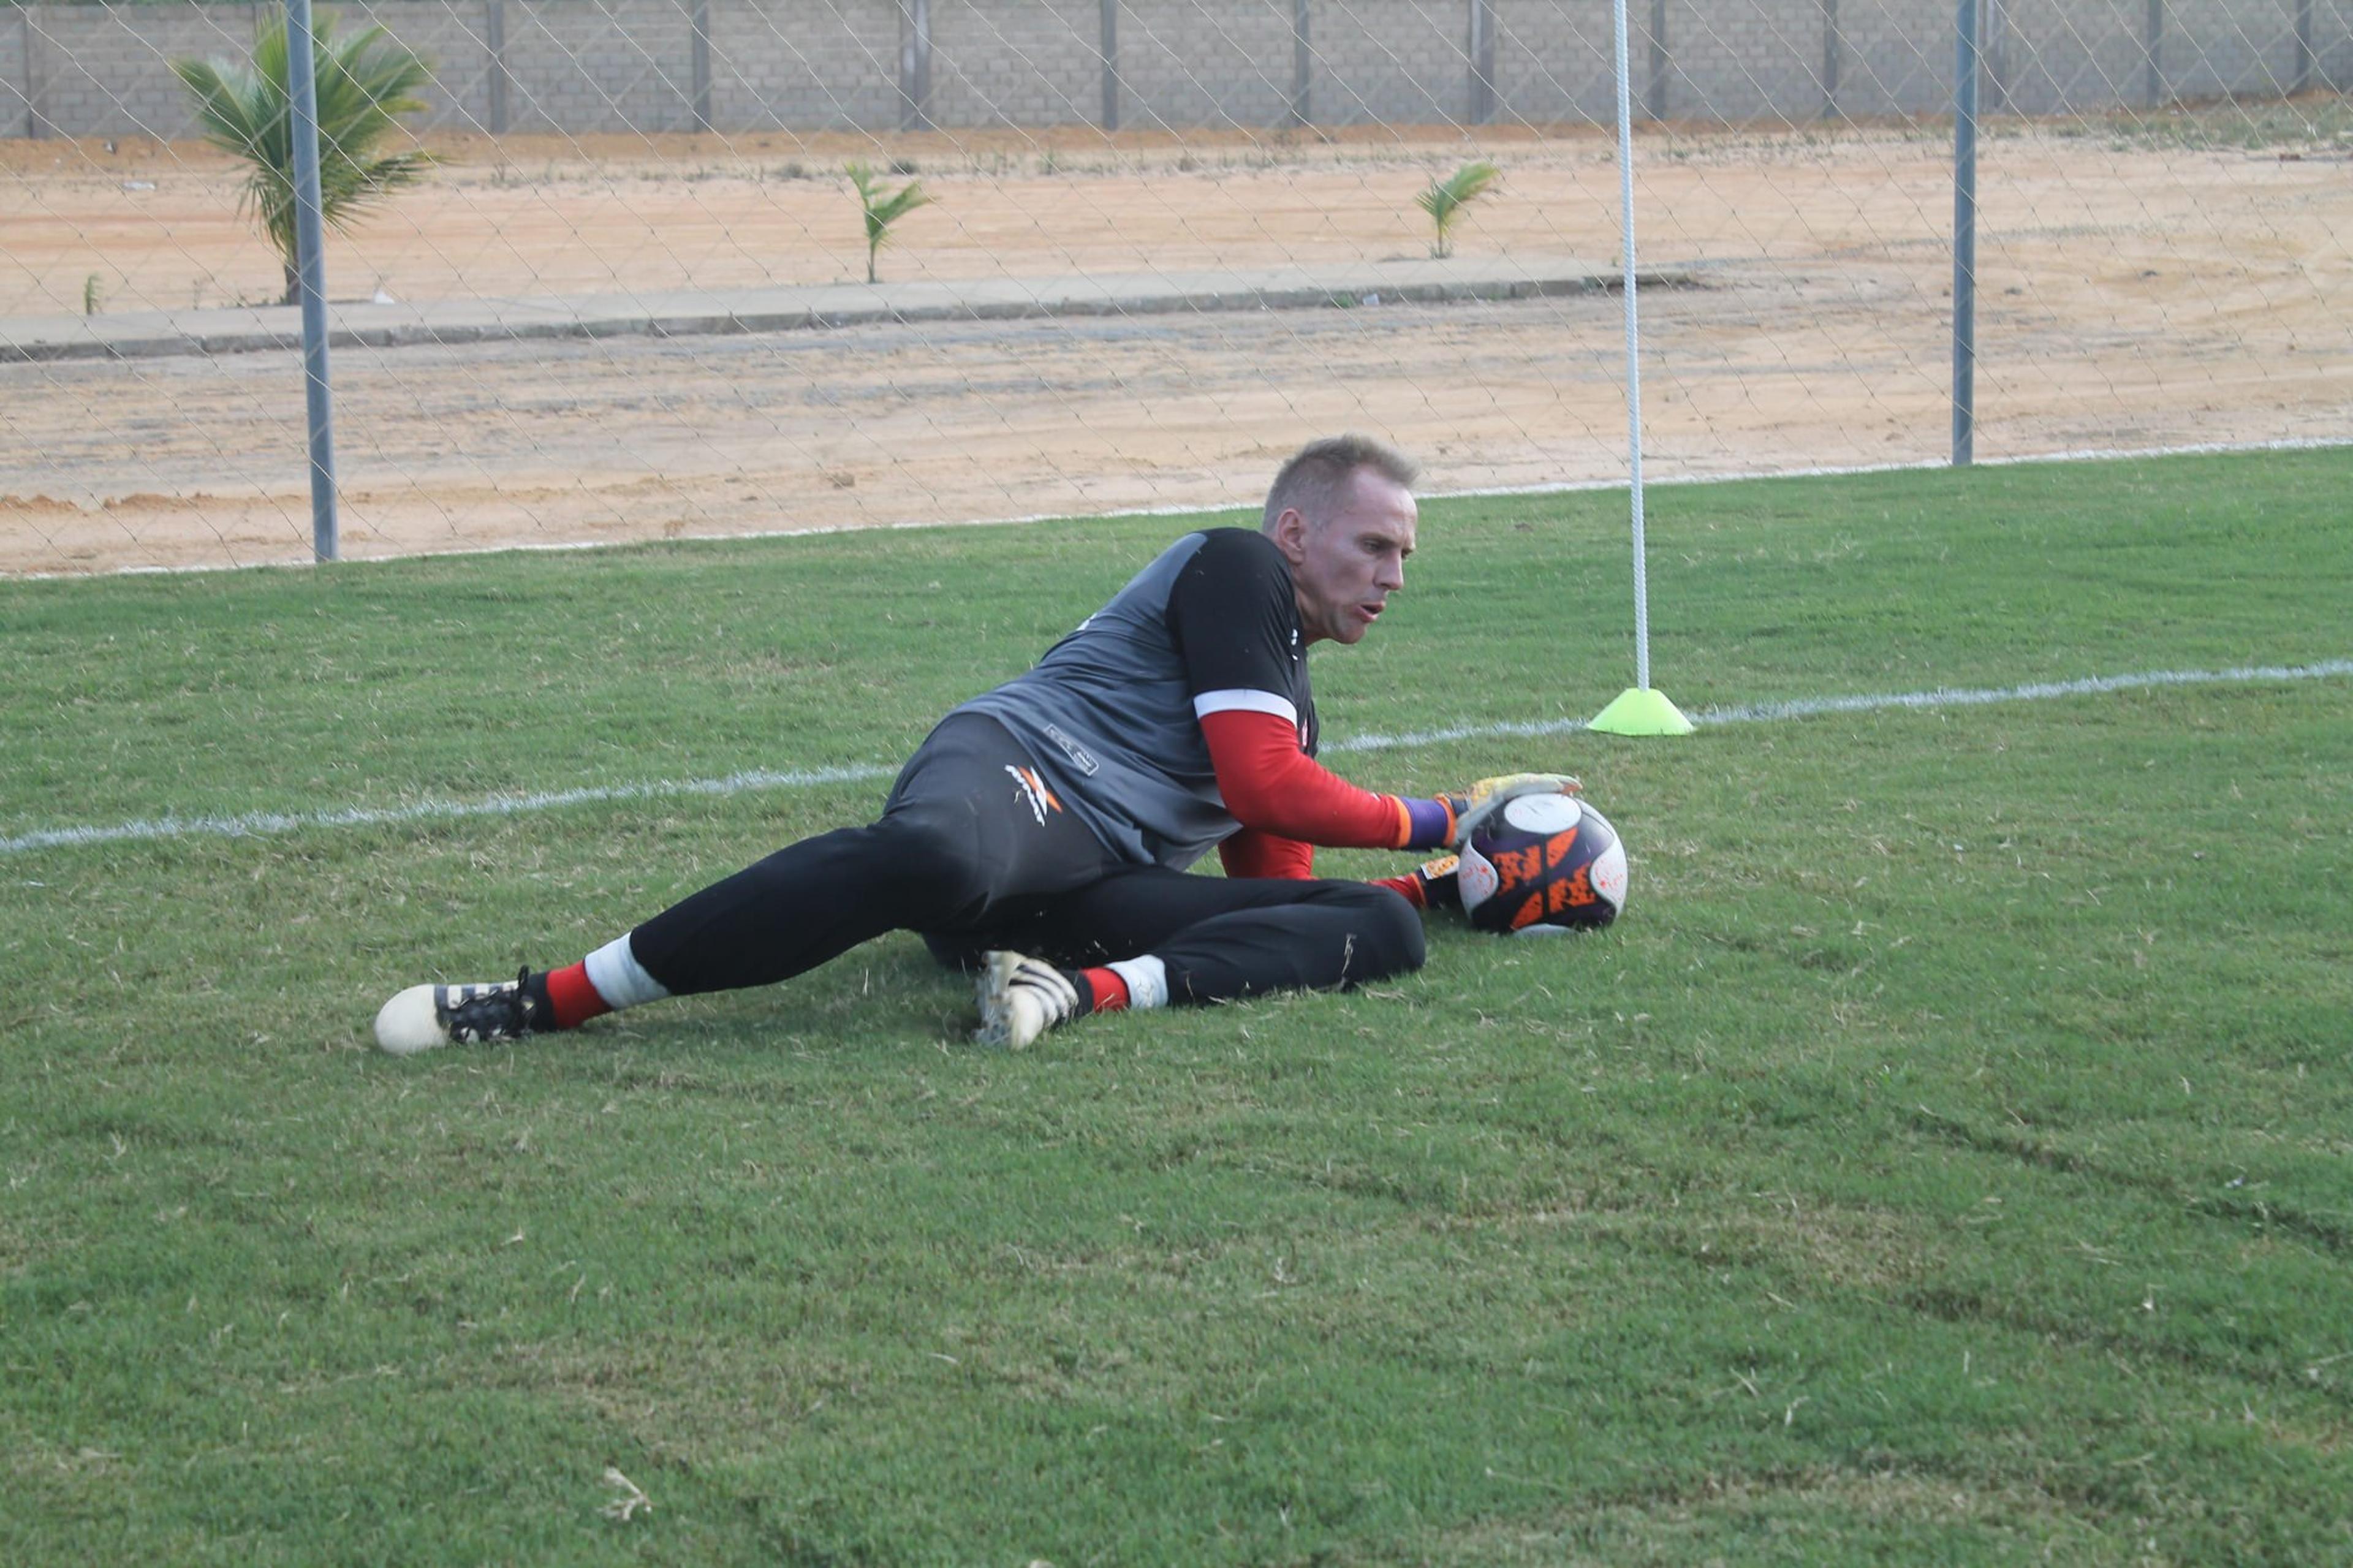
[1198,708,1414,849]
[1217,825,1315,881]
[1217,824,1429,906]
[1200,708,1436,905]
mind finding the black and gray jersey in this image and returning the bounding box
[951,528,1315,870]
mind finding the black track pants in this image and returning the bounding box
[626,714,1424,1004]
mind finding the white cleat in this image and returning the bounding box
[372,972,541,1055]
[974,950,1080,1050]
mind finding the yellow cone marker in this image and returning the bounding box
[1588,686,1693,737]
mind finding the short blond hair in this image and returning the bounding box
[1260,434,1420,533]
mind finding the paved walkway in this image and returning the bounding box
[0,256,1689,363]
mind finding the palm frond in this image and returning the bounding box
[172,12,433,298]
[868,181,933,231]
[847,161,935,282]
[1415,160,1502,258]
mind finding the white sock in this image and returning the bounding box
[1105,955,1169,1010]
[583,934,671,1011]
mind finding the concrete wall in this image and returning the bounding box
[499,0,694,134]
[1311,0,1468,125]
[1996,0,2148,112]
[1120,0,1292,129]
[2327,0,2353,85]
[1663,0,1835,119]
[714,0,898,133]
[930,0,1101,129]
[2,10,26,137]
[1489,0,1617,124]
[3,0,2340,140]
[17,2,264,138]
[389,0,502,132]
[1830,0,1951,116]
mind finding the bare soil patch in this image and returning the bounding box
[5,121,2347,574]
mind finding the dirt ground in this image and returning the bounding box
[4,120,2348,574]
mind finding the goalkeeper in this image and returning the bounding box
[374,436,1575,1054]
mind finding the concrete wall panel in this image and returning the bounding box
[0,0,2334,139]
[1121,0,1290,129]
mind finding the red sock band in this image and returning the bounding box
[1081,968,1131,1014]
[545,961,612,1031]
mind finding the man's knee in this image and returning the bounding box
[864,803,995,925]
[1343,882,1426,981]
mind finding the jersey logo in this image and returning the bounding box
[1043,723,1101,776]
[1006,765,1063,825]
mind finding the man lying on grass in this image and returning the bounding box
[374,434,1574,1054]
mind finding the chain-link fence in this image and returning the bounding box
[3,0,2347,573]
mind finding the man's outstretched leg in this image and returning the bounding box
[374,715,1113,1053]
[966,869,1425,1048]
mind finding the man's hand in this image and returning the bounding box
[1439,772,1582,849]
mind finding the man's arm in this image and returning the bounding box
[1196,706,1453,849]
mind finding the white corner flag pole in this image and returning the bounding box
[1588,0,1692,738]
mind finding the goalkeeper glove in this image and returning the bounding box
[1438,772,1581,849]
[1401,853,1463,911]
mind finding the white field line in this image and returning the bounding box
[0,765,897,856]
[5,660,2347,858]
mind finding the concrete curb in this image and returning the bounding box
[2,260,1696,363]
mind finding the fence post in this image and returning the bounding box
[1953,0,1978,467]
[1982,0,2007,112]
[283,0,341,559]
[1099,0,1118,131]
[900,0,930,131]
[2143,0,2162,107]
[20,6,44,140]
[485,0,507,134]
[2293,0,2312,94]
[1467,0,1496,126]
[1820,0,1840,119]
[1290,0,1310,129]
[690,0,711,132]
[1645,0,1667,121]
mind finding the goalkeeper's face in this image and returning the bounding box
[1279,469,1419,647]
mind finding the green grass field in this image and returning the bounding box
[4,448,2349,1564]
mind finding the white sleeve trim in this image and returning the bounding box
[1193,688,1299,724]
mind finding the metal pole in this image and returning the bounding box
[1610,0,1651,691]
[284,0,339,560]
[1468,0,1496,126]
[21,6,44,141]
[1645,0,1667,121]
[1099,0,1119,131]
[1982,0,2006,112]
[1821,0,1840,119]
[690,0,712,133]
[1290,0,1311,129]
[1951,0,1977,468]
[485,0,507,134]
[900,0,930,132]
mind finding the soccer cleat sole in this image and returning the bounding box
[973,949,1068,1050]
